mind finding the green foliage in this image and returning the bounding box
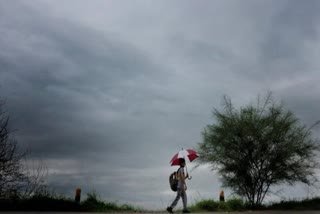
[81,192,138,212]
[190,197,320,211]
[267,197,320,210]
[190,198,246,212]
[0,191,80,211]
[197,93,320,207]
[81,192,106,211]
[0,190,140,212]
[191,199,219,211]
[225,198,245,211]
[23,195,79,211]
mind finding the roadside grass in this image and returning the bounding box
[81,192,143,212]
[0,191,143,212]
[189,198,245,212]
[189,199,219,212]
[189,197,320,212]
[1,190,320,212]
[266,197,320,210]
[0,190,80,211]
[21,194,80,211]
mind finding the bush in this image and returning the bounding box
[191,199,219,211]
[301,197,320,209]
[81,192,138,212]
[190,198,247,212]
[225,198,245,211]
[267,197,320,210]
[81,192,106,211]
[23,196,80,211]
[0,190,140,212]
[0,193,80,211]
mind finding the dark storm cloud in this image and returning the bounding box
[0,3,187,207]
[253,0,320,127]
[1,0,320,209]
[0,1,175,166]
[262,1,319,60]
[256,0,320,79]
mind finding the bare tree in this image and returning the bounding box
[0,100,25,198]
[0,99,47,198]
[22,157,48,197]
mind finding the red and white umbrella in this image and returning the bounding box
[170,148,199,180]
[170,148,199,166]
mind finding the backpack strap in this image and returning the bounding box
[177,167,183,177]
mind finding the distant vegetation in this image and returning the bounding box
[2,192,320,211]
[81,192,141,212]
[267,197,320,210]
[189,197,320,212]
[0,191,143,212]
[189,198,246,212]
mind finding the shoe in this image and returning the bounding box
[182,209,191,213]
[167,207,174,213]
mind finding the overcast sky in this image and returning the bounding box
[1,0,320,210]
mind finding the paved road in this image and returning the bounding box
[1,212,320,214]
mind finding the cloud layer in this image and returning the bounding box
[1,0,320,209]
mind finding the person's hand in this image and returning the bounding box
[186,173,189,179]
[184,185,187,191]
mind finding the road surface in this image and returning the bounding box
[1,212,320,214]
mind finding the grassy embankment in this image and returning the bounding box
[1,191,320,212]
[0,192,143,212]
[189,197,320,212]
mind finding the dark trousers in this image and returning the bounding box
[170,188,187,210]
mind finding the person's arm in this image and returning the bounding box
[182,169,189,180]
[179,169,187,190]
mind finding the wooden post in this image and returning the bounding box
[218,190,225,209]
[219,190,225,202]
[75,188,81,203]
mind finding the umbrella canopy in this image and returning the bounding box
[170,148,199,166]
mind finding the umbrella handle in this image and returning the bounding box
[185,165,192,180]
[186,165,192,180]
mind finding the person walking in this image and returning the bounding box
[167,158,190,213]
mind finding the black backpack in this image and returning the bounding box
[169,168,181,192]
